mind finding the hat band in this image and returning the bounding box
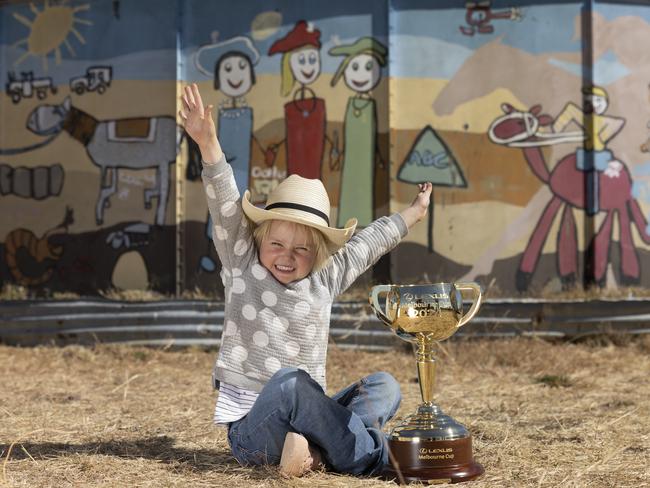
[265,201,330,226]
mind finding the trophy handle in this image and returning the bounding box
[369,285,394,326]
[454,282,483,328]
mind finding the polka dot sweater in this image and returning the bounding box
[202,157,408,393]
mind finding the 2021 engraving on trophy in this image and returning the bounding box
[388,291,460,341]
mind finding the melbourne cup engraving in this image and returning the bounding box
[370,283,484,484]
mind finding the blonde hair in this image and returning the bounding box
[252,220,331,272]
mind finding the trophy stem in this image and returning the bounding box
[416,335,436,405]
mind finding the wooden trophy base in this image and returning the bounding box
[382,436,484,484]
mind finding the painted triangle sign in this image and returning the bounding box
[397,125,467,188]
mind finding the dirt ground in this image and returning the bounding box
[1,336,649,488]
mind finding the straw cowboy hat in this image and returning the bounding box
[242,175,357,253]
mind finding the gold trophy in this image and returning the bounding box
[369,283,484,484]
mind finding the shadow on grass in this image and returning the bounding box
[0,435,260,475]
[1,436,384,483]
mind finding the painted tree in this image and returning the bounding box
[397,125,467,252]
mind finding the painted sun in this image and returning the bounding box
[12,0,93,71]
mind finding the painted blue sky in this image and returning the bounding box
[390,4,583,56]
[0,0,646,85]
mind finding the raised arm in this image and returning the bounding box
[180,83,255,271]
[179,83,223,164]
[399,182,433,229]
[552,102,583,133]
[324,183,433,296]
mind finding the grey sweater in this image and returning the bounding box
[202,156,408,393]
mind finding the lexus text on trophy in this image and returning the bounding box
[370,282,484,484]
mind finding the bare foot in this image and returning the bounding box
[279,432,322,477]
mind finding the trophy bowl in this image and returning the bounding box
[370,282,484,484]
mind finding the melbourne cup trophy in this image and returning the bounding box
[369,282,484,484]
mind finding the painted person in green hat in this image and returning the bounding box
[329,37,388,228]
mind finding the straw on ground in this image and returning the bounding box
[1,336,649,487]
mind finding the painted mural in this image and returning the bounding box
[1,0,650,297]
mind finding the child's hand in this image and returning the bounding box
[179,83,222,163]
[400,182,433,228]
[412,182,433,218]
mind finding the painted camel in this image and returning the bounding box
[488,103,650,290]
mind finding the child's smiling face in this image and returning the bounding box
[259,220,316,284]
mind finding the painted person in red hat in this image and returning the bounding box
[266,20,339,181]
[179,83,433,478]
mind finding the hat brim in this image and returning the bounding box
[195,38,260,76]
[242,190,357,253]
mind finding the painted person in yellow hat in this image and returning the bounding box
[552,85,626,213]
[553,85,624,151]
[179,83,433,478]
[329,37,388,228]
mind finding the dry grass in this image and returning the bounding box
[5,281,650,302]
[0,285,210,302]
[1,337,650,487]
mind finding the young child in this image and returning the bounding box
[179,83,432,477]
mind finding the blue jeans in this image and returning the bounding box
[227,367,401,476]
